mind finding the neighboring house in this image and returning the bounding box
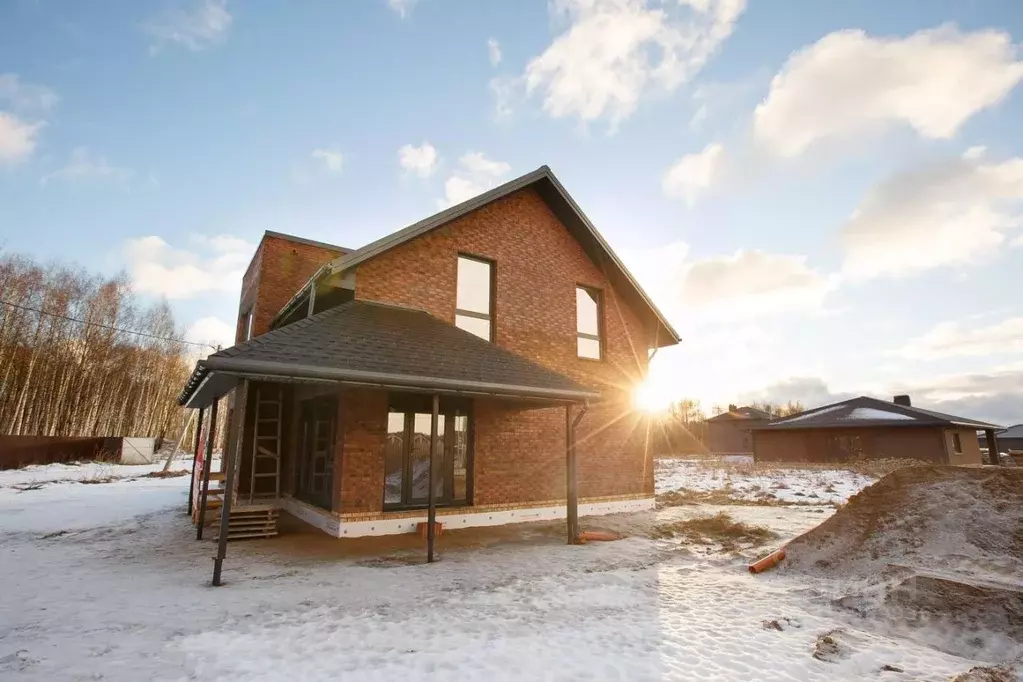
[706,405,773,454]
[752,395,1001,465]
[978,424,1023,453]
[179,166,679,557]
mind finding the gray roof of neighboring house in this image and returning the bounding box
[707,406,773,422]
[755,396,1000,431]
[179,300,600,407]
[994,424,1023,439]
[271,165,680,347]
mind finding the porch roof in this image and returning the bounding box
[178,300,602,408]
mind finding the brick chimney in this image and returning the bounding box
[893,394,911,407]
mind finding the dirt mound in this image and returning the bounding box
[783,466,1023,580]
[782,466,1023,660]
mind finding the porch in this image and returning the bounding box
[178,300,611,585]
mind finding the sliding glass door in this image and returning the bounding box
[384,395,471,510]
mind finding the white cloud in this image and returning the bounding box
[841,153,1023,279]
[488,38,502,67]
[438,152,511,207]
[755,25,1023,157]
[148,0,232,52]
[123,234,254,300]
[0,112,42,164]
[311,148,343,173]
[662,142,724,205]
[40,147,135,187]
[899,316,1023,360]
[0,74,58,113]
[387,0,417,18]
[186,316,236,351]
[679,249,834,318]
[398,142,438,178]
[518,0,746,127]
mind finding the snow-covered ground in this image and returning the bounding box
[0,459,1011,681]
[656,458,878,506]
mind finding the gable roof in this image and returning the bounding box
[271,166,680,347]
[707,406,773,422]
[179,300,600,408]
[757,396,1000,431]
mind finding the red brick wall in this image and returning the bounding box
[339,187,655,510]
[336,388,388,514]
[753,427,951,464]
[236,234,343,343]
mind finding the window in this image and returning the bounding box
[576,286,602,360]
[952,432,963,454]
[384,395,472,509]
[455,255,493,341]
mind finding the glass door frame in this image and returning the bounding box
[295,394,337,511]
[384,394,473,511]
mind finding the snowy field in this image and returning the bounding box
[655,457,878,506]
[0,458,1014,681]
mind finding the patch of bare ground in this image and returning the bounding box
[656,488,832,508]
[144,470,188,479]
[650,511,779,551]
[950,662,1021,681]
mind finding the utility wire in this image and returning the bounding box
[0,298,218,349]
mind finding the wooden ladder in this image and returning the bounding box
[250,387,283,503]
[214,506,280,541]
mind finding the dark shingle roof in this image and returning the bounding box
[706,406,773,422]
[756,396,1000,431]
[179,301,599,406]
[996,424,1023,439]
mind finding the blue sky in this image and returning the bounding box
[2,0,1023,422]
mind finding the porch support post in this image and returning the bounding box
[985,429,1001,466]
[566,405,579,544]
[213,379,247,586]
[427,393,439,563]
[196,398,219,540]
[187,406,205,515]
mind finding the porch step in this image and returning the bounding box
[214,507,279,541]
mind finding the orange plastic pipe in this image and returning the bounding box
[748,548,785,574]
[578,530,621,542]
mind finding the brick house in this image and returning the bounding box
[705,405,772,454]
[752,395,1001,465]
[178,166,679,582]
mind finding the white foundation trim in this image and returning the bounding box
[281,496,340,536]
[328,497,654,538]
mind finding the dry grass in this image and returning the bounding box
[656,488,834,509]
[145,469,188,479]
[650,511,779,551]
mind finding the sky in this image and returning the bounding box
[1,0,1023,424]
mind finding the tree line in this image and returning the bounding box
[0,251,198,443]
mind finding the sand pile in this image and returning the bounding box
[782,466,1023,660]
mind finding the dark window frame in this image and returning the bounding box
[575,284,604,361]
[454,253,496,342]
[383,394,474,511]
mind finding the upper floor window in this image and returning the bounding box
[576,286,602,360]
[455,255,493,341]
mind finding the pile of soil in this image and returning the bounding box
[783,466,1023,580]
[781,466,1023,660]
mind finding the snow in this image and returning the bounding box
[656,458,877,506]
[0,459,1012,681]
[773,404,845,424]
[843,407,915,421]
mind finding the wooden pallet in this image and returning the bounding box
[214,507,279,541]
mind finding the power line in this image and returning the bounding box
[0,298,218,350]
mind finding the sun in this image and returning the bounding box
[633,376,674,415]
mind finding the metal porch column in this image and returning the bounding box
[196,399,219,540]
[427,393,439,563]
[187,406,205,515]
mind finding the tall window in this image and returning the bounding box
[384,394,472,509]
[455,255,493,341]
[576,286,602,360]
[952,432,963,454]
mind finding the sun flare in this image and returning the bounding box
[633,377,674,415]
